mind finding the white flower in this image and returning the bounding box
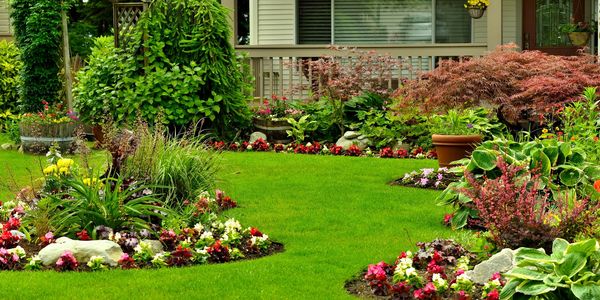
[405,267,417,277]
[29,255,42,265]
[246,145,252,150]
[8,246,26,258]
[306,142,312,147]
[200,231,213,240]
[224,218,242,233]
[397,257,413,269]
[193,223,204,232]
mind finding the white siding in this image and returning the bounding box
[472,0,521,47]
[0,0,11,36]
[257,0,295,45]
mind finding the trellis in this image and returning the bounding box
[112,0,148,48]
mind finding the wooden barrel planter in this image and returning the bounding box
[432,134,482,168]
[19,122,77,153]
[252,117,291,144]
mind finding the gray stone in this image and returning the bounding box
[1,143,13,150]
[466,248,515,284]
[335,136,370,151]
[343,131,360,139]
[38,237,124,266]
[249,132,267,143]
[357,135,368,141]
[141,239,164,255]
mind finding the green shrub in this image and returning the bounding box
[74,0,252,138]
[0,41,22,111]
[10,0,63,112]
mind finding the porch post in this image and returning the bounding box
[221,0,236,46]
[486,0,503,51]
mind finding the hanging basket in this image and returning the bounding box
[568,32,591,47]
[466,6,486,19]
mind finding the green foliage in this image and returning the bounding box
[344,92,386,124]
[10,0,63,112]
[38,176,169,236]
[68,21,97,58]
[295,99,338,142]
[438,138,600,228]
[560,87,600,163]
[286,115,317,143]
[429,108,506,136]
[501,238,600,300]
[350,109,405,149]
[0,41,22,111]
[75,0,252,138]
[121,123,220,205]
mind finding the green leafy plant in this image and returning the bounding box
[438,138,600,228]
[0,41,22,112]
[560,87,600,163]
[501,238,600,300]
[41,176,169,236]
[429,108,505,136]
[286,115,317,143]
[558,20,597,33]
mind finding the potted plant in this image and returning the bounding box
[19,100,79,153]
[252,95,303,143]
[464,0,489,19]
[430,108,494,167]
[559,19,597,46]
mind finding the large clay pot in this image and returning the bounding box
[568,32,591,47]
[19,122,77,153]
[252,117,292,144]
[432,134,482,167]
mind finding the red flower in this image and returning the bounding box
[432,250,443,263]
[118,253,136,269]
[396,149,409,158]
[413,289,426,300]
[423,282,436,295]
[2,217,20,231]
[427,260,444,274]
[250,227,263,237]
[457,290,469,300]
[594,180,600,193]
[443,213,454,226]
[486,289,499,300]
[379,147,395,158]
[455,269,465,276]
[76,230,91,241]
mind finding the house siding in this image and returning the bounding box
[0,0,11,38]
[257,0,295,45]
[472,0,521,47]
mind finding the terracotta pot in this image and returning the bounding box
[568,32,591,47]
[466,7,486,19]
[252,117,292,144]
[432,134,482,167]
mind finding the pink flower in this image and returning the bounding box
[490,272,502,281]
[457,290,469,300]
[486,289,499,300]
[432,251,443,263]
[413,289,426,299]
[365,262,388,282]
[423,282,437,294]
[55,250,78,271]
[455,269,465,276]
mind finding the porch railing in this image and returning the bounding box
[235,44,488,101]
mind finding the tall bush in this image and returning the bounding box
[74,0,252,138]
[0,41,22,111]
[10,0,63,112]
[396,44,600,124]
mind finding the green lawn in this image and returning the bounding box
[0,151,452,299]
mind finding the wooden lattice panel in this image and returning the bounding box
[113,2,147,48]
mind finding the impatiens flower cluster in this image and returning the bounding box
[399,167,457,190]
[87,255,107,271]
[55,250,78,271]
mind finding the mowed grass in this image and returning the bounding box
[0,151,452,299]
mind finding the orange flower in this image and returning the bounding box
[594,136,599,142]
[595,180,600,193]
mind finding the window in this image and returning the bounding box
[298,0,471,44]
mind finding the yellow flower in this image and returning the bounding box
[56,158,74,169]
[83,178,104,188]
[43,165,58,175]
[542,128,549,134]
[58,167,70,175]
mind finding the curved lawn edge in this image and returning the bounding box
[0,151,452,299]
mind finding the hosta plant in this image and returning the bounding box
[438,138,600,228]
[501,238,600,300]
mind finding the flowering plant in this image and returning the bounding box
[464,0,489,8]
[20,100,78,126]
[254,95,303,120]
[429,108,498,136]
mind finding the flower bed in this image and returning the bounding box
[211,139,437,160]
[391,168,459,190]
[346,240,505,300]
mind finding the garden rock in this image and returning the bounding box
[1,143,14,150]
[141,239,164,254]
[466,248,515,284]
[249,132,267,143]
[336,133,370,150]
[38,237,124,266]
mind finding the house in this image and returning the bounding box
[221,0,598,99]
[0,0,11,40]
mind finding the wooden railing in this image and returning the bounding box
[235,44,488,100]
